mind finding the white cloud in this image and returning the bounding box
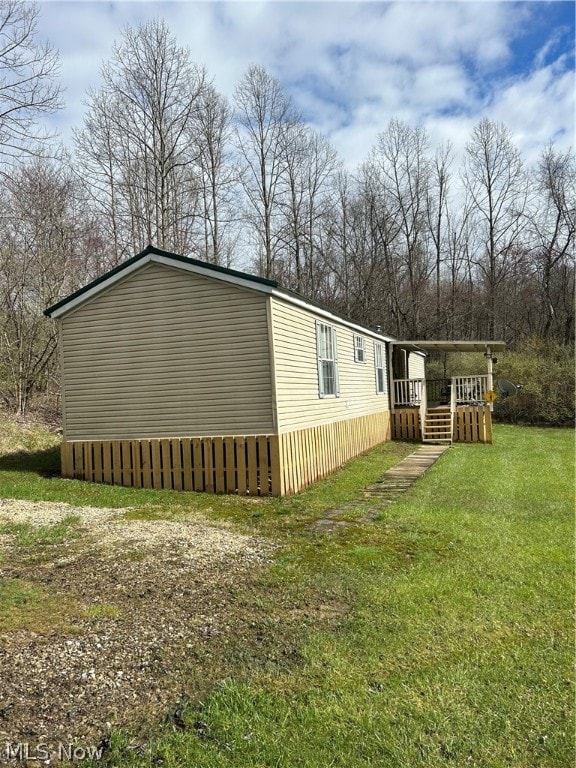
[35,1,573,170]
[488,57,575,164]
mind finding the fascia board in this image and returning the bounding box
[152,254,275,295]
[47,251,394,345]
[46,253,275,318]
[46,254,156,318]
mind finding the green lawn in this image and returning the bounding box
[0,423,573,767]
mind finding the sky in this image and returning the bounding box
[38,0,575,168]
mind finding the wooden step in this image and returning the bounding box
[423,408,453,444]
[423,429,451,435]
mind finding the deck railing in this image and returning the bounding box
[394,378,424,407]
[393,375,489,408]
[453,375,489,404]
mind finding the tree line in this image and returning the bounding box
[0,5,573,416]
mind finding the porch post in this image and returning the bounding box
[419,379,427,441]
[486,346,494,412]
[388,342,395,410]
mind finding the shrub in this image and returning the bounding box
[493,339,574,426]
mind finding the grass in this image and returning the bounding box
[0,515,81,547]
[0,416,60,455]
[0,578,82,634]
[0,427,414,530]
[0,417,573,767]
[84,602,122,620]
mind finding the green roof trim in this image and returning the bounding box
[43,244,395,342]
[43,244,279,317]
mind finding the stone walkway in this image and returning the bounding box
[310,444,450,532]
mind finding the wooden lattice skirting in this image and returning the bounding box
[279,411,391,495]
[391,406,492,443]
[60,411,392,496]
[453,405,493,443]
[391,409,422,441]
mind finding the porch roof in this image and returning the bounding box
[393,340,506,354]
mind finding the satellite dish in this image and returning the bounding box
[497,378,521,399]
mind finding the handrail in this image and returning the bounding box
[393,375,489,408]
[394,378,424,407]
[452,375,489,404]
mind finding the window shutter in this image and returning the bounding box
[316,321,325,398]
[374,342,383,393]
[316,322,339,398]
[354,335,365,363]
[334,328,340,396]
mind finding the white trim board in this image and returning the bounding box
[48,252,395,344]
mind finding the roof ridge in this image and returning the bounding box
[44,246,278,317]
[43,246,395,342]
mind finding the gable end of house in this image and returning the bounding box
[44,245,279,319]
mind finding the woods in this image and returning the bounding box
[0,7,573,418]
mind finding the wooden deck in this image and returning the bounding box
[391,405,492,443]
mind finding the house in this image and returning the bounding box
[45,245,503,496]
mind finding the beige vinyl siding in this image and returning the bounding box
[408,351,426,379]
[60,263,274,440]
[270,298,389,432]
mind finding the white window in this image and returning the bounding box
[316,322,339,398]
[375,342,386,394]
[353,334,366,363]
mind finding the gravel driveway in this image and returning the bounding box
[0,498,275,757]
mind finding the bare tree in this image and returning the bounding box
[360,120,433,337]
[463,118,528,338]
[193,84,238,265]
[0,158,100,414]
[321,170,357,314]
[0,0,61,167]
[528,144,575,342]
[74,88,128,266]
[74,19,208,259]
[277,123,339,293]
[353,160,404,332]
[426,141,454,335]
[234,65,297,278]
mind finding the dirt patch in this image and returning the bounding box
[0,499,276,756]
